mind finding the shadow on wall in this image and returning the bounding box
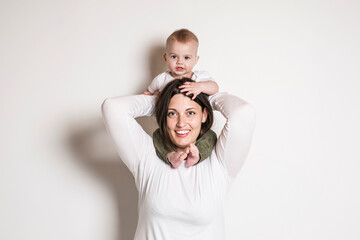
[66,44,164,240]
[67,117,137,240]
[146,44,167,85]
[67,116,158,240]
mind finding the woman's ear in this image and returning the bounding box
[202,108,208,123]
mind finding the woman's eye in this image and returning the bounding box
[167,112,176,117]
[188,111,195,116]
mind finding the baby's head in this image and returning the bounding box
[166,29,199,53]
[164,29,200,79]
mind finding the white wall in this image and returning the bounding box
[1,0,359,239]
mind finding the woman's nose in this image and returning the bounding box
[176,115,186,127]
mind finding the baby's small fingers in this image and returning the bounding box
[180,85,191,90]
[190,144,199,153]
[184,148,190,154]
[188,92,198,99]
[180,149,188,158]
[179,82,191,88]
[180,87,192,92]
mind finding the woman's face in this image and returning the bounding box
[167,94,208,151]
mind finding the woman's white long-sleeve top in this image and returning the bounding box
[101,92,255,240]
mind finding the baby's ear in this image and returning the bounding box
[195,55,199,64]
[163,53,167,61]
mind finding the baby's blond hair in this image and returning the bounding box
[166,29,199,50]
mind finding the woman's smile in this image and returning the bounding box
[175,129,190,137]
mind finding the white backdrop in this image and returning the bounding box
[1,0,359,239]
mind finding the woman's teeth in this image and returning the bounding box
[176,130,189,134]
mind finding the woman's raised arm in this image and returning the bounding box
[101,95,156,174]
[210,92,256,178]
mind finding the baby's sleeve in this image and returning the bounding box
[194,71,216,83]
[147,72,167,94]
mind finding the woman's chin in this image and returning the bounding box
[174,144,188,152]
[170,136,190,150]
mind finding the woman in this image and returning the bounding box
[102,79,256,240]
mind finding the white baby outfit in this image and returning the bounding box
[102,92,255,240]
[147,70,214,93]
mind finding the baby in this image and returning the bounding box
[143,28,218,98]
[143,29,218,168]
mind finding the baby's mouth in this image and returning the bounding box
[176,67,184,71]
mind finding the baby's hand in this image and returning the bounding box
[167,151,187,169]
[179,82,202,100]
[142,90,152,95]
[185,143,200,167]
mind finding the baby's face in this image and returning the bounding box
[164,40,199,79]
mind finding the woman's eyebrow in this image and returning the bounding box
[167,107,196,111]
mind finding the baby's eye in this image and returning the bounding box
[171,55,177,59]
[185,56,191,60]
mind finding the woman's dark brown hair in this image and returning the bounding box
[155,78,214,151]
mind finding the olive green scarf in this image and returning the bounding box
[153,129,217,165]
